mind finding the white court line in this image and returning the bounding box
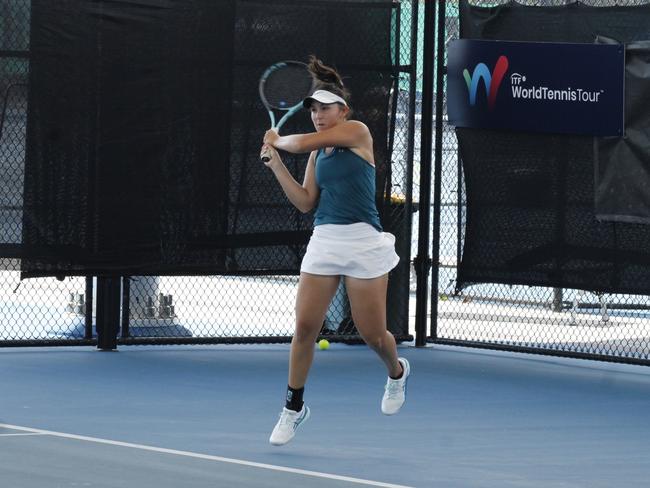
[0,423,413,488]
[0,432,47,437]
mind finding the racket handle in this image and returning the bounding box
[261,146,272,163]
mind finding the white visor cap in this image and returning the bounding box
[303,89,348,108]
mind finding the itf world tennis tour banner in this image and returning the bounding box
[447,39,625,136]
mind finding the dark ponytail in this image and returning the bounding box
[307,55,351,107]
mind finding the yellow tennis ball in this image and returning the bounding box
[318,339,330,350]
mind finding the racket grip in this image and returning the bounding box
[261,147,271,163]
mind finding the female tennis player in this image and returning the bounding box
[261,56,410,446]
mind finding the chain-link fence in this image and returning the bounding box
[4,0,650,365]
[434,0,650,364]
[0,0,418,347]
[1,3,94,345]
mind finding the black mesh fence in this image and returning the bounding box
[434,0,650,364]
[0,2,90,344]
[0,0,418,346]
[4,0,650,366]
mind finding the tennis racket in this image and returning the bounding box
[259,61,315,162]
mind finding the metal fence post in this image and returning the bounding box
[414,0,436,346]
[96,277,120,350]
[429,0,447,343]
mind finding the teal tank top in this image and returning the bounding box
[314,147,382,231]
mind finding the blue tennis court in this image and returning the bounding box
[2,343,649,487]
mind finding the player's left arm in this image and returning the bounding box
[263,120,371,154]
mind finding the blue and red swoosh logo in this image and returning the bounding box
[463,55,509,109]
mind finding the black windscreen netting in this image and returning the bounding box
[595,37,650,225]
[456,0,650,295]
[0,3,29,261]
[19,0,396,276]
[228,0,395,273]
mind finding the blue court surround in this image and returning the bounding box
[1,344,649,487]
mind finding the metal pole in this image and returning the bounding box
[121,276,130,338]
[404,0,418,221]
[403,0,419,337]
[551,0,573,314]
[553,287,563,312]
[414,0,436,346]
[96,276,120,351]
[429,0,447,342]
[84,276,93,340]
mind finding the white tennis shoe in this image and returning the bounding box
[381,357,410,415]
[269,405,310,446]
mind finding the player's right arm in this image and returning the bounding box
[261,145,319,214]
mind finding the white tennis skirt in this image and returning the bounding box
[300,222,400,279]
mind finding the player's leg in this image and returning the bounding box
[289,272,340,389]
[345,274,410,415]
[270,272,339,446]
[344,274,400,374]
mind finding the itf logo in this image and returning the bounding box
[463,55,509,109]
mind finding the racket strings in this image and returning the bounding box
[262,66,313,109]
